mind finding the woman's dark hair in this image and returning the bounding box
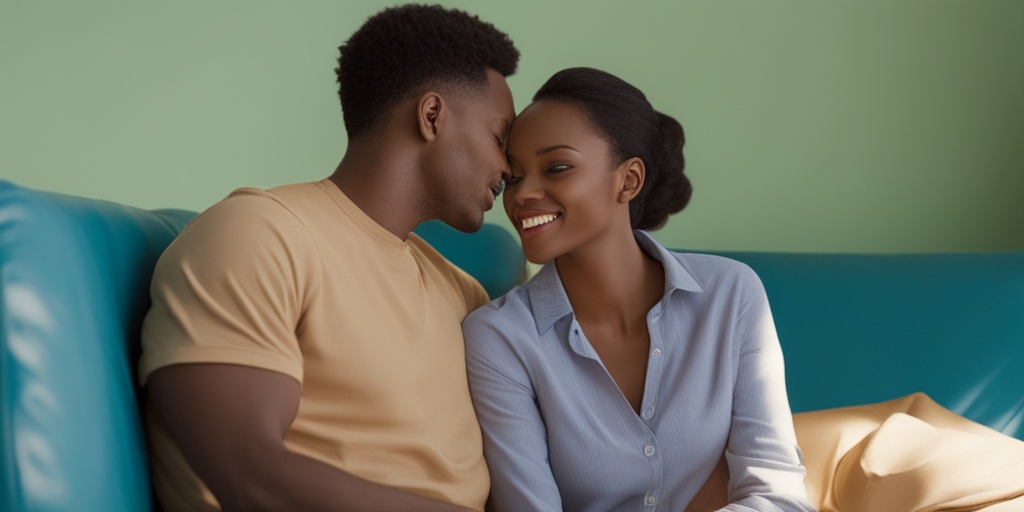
[336,4,519,138]
[532,67,691,230]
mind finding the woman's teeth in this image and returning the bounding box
[522,214,558,229]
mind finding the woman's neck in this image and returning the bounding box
[329,136,425,239]
[555,228,665,330]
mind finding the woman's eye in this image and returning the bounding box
[503,174,523,186]
[546,164,572,175]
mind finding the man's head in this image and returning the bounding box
[334,4,520,233]
[336,4,519,139]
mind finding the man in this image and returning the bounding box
[138,5,518,511]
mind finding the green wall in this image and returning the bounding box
[2,1,1022,252]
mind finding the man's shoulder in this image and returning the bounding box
[159,183,323,272]
[195,183,304,220]
[182,181,332,237]
[219,181,323,215]
[407,233,489,308]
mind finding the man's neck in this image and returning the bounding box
[328,138,425,240]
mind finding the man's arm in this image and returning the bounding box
[147,363,474,512]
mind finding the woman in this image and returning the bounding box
[463,67,814,511]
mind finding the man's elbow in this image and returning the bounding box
[205,461,291,512]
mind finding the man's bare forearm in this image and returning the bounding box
[212,444,473,512]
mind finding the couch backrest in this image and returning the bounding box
[0,181,525,511]
[712,251,1024,441]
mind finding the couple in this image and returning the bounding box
[139,4,812,512]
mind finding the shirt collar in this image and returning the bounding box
[526,230,704,335]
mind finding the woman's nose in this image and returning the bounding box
[508,174,544,204]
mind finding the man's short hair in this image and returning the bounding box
[336,4,519,138]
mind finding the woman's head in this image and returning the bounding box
[503,67,690,262]
[530,67,691,230]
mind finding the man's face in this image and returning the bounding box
[424,68,515,233]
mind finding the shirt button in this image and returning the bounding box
[645,495,657,506]
[642,408,654,419]
[644,445,656,456]
[651,348,662,359]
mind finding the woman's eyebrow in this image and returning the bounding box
[506,143,581,165]
[536,144,580,155]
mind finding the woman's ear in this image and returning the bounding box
[417,92,444,142]
[619,157,645,203]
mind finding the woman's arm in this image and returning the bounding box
[722,270,817,512]
[463,312,563,512]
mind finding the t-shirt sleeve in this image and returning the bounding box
[138,191,321,386]
[457,269,489,312]
[408,233,490,313]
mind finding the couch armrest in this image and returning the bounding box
[0,180,195,511]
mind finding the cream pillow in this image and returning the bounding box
[833,412,1024,512]
[793,392,1024,512]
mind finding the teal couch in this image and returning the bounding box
[2,180,1022,511]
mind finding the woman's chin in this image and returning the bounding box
[520,245,553,265]
[523,244,567,266]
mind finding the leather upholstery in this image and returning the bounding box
[0,180,192,511]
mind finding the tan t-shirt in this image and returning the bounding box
[139,179,490,510]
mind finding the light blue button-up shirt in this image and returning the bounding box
[463,231,813,512]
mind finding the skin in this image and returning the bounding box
[146,68,515,511]
[503,99,728,511]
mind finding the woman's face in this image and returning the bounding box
[503,99,632,264]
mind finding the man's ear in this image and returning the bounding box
[619,157,646,203]
[417,92,445,142]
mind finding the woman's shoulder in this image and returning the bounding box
[635,232,760,288]
[655,251,769,308]
[464,283,534,332]
[668,251,761,285]
[463,284,550,368]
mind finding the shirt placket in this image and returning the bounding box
[568,312,668,510]
[639,300,667,510]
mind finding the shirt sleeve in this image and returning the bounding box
[722,268,817,512]
[462,307,563,512]
[139,192,320,385]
